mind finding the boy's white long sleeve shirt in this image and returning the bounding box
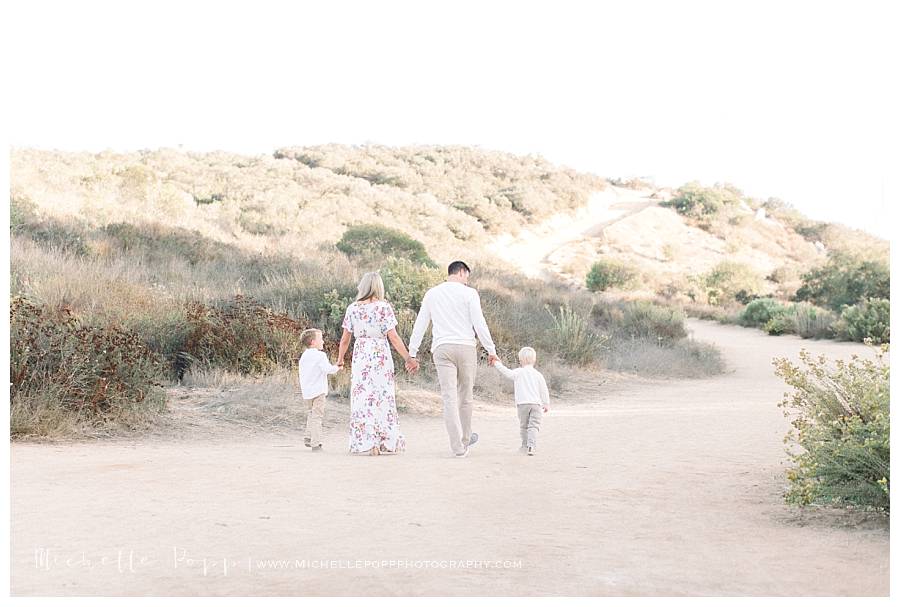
[408,281,497,358]
[494,361,550,407]
[298,348,339,399]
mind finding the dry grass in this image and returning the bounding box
[9,146,748,438]
[11,145,605,265]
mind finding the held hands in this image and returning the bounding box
[405,357,420,374]
[488,354,500,367]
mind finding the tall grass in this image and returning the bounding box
[10,217,726,436]
[593,300,723,376]
[546,303,608,365]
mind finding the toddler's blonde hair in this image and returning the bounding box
[518,347,537,365]
[300,328,322,348]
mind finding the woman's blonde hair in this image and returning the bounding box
[356,271,385,302]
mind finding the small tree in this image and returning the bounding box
[336,224,436,267]
[838,298,890,344]
[795,253,889,311]
[585,259,635,292]
[739,298,788,327]
[380,257,444,311]
[702,261,763,306]
[660,182,742,219]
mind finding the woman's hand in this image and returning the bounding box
[336,329,352,369]
[386,328,417,373]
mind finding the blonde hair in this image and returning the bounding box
[356,272,385,302]
[300,328,322,348]
[518,347,537,366]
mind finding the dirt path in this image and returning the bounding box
[488,186,656,283]
[10,321,889,596]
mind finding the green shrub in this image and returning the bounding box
[103,222,242,266]
[315,288,356,339]
[585,259,635,292]
[795,253,889,311]
[618,300,687,344]
[380,257,444,312]
[740,298,787,327]
[774,347,890,511]
[763,314,795,335]
[838,298,890,344]
[10,195,38,230]
[10,296,166,436]
[660,181,742,219]
[702,261,764,306]
[12,207,91,256]
[336,224,435,267]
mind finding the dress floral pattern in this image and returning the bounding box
[342,300,406,454]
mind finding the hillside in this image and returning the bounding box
[10,145,887,303]
[9,145,604,263]
[8,145,889,438]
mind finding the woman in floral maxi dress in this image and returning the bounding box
[336,272,411,455]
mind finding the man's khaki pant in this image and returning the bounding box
[432,344,477,455]
[303,394,326,447]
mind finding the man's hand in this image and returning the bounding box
[405,357,420,374]
[543,406,550,413]
[488,354,499,367]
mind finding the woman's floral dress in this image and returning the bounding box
[342,299,406,454]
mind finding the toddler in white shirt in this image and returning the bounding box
[298,328,341,450]
[492,347,550,456]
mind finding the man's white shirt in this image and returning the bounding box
[408,281,497,358]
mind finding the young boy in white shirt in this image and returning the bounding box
[491,347,550,456]
[298,328,341,451]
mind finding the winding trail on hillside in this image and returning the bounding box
[10,321,888,596]
[489,186,656,282]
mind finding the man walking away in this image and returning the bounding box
[407,261,499,457]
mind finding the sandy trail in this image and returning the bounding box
[488,186,655,281]
[10,321,889,596]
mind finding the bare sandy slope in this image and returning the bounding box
[488,186,655,283]
[10,321,889,596]
[487,185,821,294]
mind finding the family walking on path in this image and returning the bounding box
[297,260,550,457]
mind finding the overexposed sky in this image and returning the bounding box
[5,0,898,237]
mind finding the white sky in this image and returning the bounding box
[5,0,898,237]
